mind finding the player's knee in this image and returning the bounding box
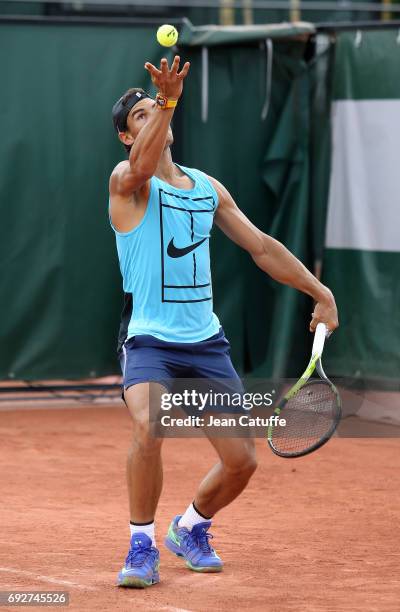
[224,449,257,482]
[239,454,258,481]
[130,416,163,457]
[131,432,162,458]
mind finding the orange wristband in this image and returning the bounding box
[155,93,178,110]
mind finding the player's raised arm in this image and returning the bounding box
[211,176,339,333]
[110,55,190,198]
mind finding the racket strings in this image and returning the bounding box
[271,381,338,455]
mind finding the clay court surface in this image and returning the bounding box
[1,402,400,612]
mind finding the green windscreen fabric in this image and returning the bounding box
[0,21,171,379]
[322,30,400,385]
[180,21,315,46]
[0,20,334,381]
[179,34,333,377]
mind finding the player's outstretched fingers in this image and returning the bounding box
[170,55,180,74]
[160,57,169,74]
[177,61,190,79]
[144,62,161,78]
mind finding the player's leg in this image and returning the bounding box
[189,328,257,515]
[165,329,256,572]
[118,381,165,588]
[164,435,256,572]
[125,382,165,525]
[192,435,257,517]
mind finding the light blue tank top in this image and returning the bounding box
[110,164,221,343]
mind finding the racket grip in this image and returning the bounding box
[312,322,327,358]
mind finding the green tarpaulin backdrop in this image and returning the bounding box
[0,22,173,378]
[179,27,333,376]
[322,30,400,385]
[0,20,398,384]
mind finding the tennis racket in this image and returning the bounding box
[267,322,341,458]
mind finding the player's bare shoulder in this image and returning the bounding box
[109,160,134,200]
[206,174,234,211]
[109,161,150,233]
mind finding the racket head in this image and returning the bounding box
[267,377,342,458]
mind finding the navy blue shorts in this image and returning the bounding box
[119,328,243,394]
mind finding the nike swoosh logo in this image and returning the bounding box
[167,237,207,258]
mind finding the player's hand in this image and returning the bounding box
[144,55,190,100]
[310,290,339,335]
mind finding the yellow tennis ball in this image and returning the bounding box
[157,24,178,48]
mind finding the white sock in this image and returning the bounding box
[178,502,211,531]
[130,521,156,547]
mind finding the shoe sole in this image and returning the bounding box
[186,561,223,573]
[117,574,159,588]
[117,568,160,588]
[164,537,223,573]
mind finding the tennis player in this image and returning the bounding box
[109,56,339,588]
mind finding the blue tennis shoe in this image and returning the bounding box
[164,515,223,572]
[117,533,160,588]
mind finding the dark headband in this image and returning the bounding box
[112,90,153,133]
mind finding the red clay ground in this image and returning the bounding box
[1,403,400,611]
